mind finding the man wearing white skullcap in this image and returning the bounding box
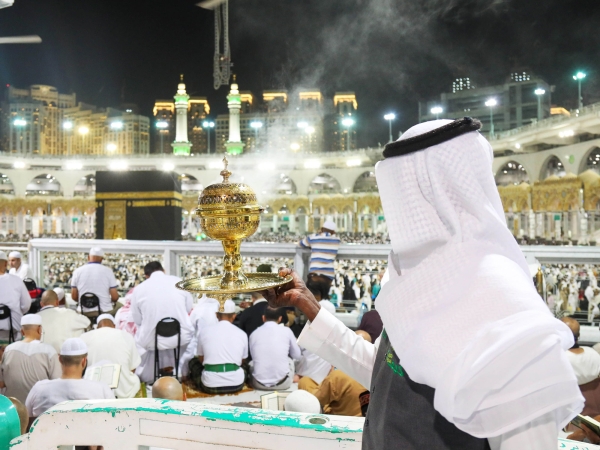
[190,299,248,394]
[0,314,60,403]
[284,390,321,414]
[80,313,141,398]
[0,251,32,344]
[70,247,121,320]
[266,118,582,449]
[25,337,114,419]
[38,290,90,353]
[8,251,34,281]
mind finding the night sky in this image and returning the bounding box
[1,0,599,147]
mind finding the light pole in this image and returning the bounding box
[573,71,586,111]
[156,120,168,153]
[202,120,215,154]
[430,106,443,120]
[383,113,395,143]
[63,121,73,156]
[534,88,545,121]
[342,118,355,151]
[485,98,497,138]
[250,120,263,151]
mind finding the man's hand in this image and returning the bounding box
[261,268,321,322]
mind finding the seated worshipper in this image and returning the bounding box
[298,330,368,417]
[294,347,332,385]
[0,251,32,344]
[180,294,219,380]
[70,247,121,320]
[248,307,301,390]
[131,261,194,383]
[264,118,584,449]
[8,251,34,281]
[151,376,186,401]
[357,310,383,343]
[80,314,141,398]
[53,287,66,307]
[25,337,114,421]
[561,317,600,418]
[299,220,341,292]
[114,289,137,336]
[235,291,286,337]
[38,290,91,353]
[190,300,248,395]
[284,390,321,414]
[0,314,61,403]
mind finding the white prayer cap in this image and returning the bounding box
[54,287,65,301]
[60,337,88,356]
[322,220,336,232]
[0,251,7,261]
[284,390,321,414]
[89,247,104,257]
[97,313,115,325]
[21,314,42,326]
[222,299,236,314]
[319,300,336,315]
[8,251,22,259]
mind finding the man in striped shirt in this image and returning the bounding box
[299,220,341,295]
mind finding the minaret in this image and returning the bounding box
[171,74,192,155]
[225,75,244,155]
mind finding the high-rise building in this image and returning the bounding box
[324,92,357,152]
[419,72,552,135]
[4,85,76,154]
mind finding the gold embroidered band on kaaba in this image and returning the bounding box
[96,191,183,201]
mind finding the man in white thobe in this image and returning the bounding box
[0,251,31,344]
[8,251,34,281]
[70,247,120,319]
[25,337,114,420]
[249,306,301,390]
[265,118,583,450]
[131,261,193,383]
[38,290,90,353]
[0,314,61,403]
[180,294,219,379]
[80,313,141,398]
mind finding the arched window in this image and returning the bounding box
[26,174,62,196]
[584,147,600,174]
[353,171,378,193]
[273,174,297,195]
[308,173,341,195]
[495,162,529,186]
[74,174,96,197]
[180,174,203,193]
[541,156,565,180]
[0,173,15,195]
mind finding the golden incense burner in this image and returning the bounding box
[176,157,292,311]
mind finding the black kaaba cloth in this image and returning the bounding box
[95,171,182,240]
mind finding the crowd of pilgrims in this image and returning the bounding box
[0,246,387,438]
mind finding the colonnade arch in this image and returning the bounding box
[495,161,529,186]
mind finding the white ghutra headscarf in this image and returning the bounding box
[375,119,583,438]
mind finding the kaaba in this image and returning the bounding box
[95,171,182,240]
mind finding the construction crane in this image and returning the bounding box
[197,0,232,90]
[0,0,42,44]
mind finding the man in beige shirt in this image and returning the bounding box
[38,290,90,353]
[0,314,61,403]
